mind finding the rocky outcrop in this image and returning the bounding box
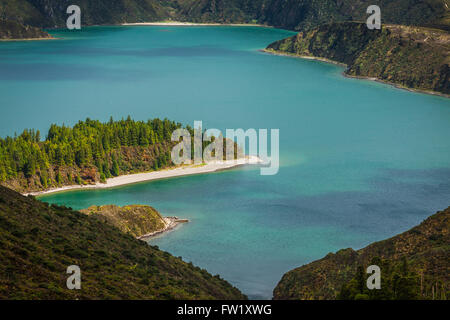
[81,204,188,239]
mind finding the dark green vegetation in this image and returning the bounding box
[0,185,246,299]
[0,0,167,28]
[1,0,448,32]
[172,0,450,31]
[0,117,237,193]
[266,22,450,95]
[2,0,449,96]
[0,117,178,193]
[80,205,167,238]
[2,2,447,94]
[273,207,449,300]
[0,19,50,39]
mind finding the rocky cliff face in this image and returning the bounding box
[0,0,169,28]
[273,207,449,300]
[266,22,450,95]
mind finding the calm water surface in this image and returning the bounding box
[1,26,449,299]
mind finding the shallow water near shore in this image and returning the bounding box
[2,26,450,299]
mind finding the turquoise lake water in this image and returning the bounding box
[1,26,450,299]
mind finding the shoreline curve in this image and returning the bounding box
[262,48,450,99]
[26,156,262,197]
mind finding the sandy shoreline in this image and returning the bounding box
[122,21,267,27]
[0,37,55,42]
[26,156,262,197]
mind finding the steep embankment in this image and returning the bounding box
[0,0,169,28]
[273,207,449,300]
[0,0,169,39]
[171,0,449,31]
[1,0,449,30]
[0,185,245,299]
[81,204,187,239]
[266,22,450,95]
[0,19,51,40]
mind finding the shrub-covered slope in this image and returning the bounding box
[273,207,449,300]
[266,22,450,95]
[80,205,167,238]
[1,0,449,30]
[0,185,246,299]
[0,0,168,28]
[0,19,51,39]
[171,0,449,31]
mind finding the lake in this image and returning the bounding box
[1,26,449,299]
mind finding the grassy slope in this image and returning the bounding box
[1,0,448,41]
[266,22,450,95]
[0,185,246,299]
[0,0,46,27]
[0,0,169,27]
[1,0,448,30]
[273,207,449,300]
[171,0,450,31]
[0,19,51,39]
[80,205,167,238]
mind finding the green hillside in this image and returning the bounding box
[0,185,246,299]
[273,207,449,300]
[0,19,51,39]
[80,205,167,238]
[0,0,168,28]
[266,22,450,95]
[170,0,449,31]
[1,0,448,30]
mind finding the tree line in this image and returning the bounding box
[0,117,182,187]
[337,257,446,300]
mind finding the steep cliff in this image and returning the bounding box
[1,0,448,30]
[171,0,449,31]
[0,0,168,28]
[266,22,450,95]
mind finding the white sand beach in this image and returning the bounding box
[25,156,262,197]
